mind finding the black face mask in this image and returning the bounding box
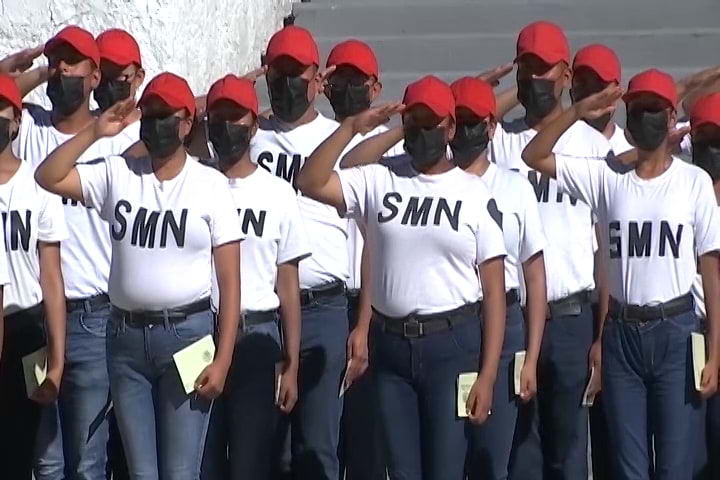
[404,126,447,170]
[518,77,559,120]
[571,87,613,132]
[692,142,720,182]
[626,109,668,151]
[0,117,16,152]
[328,83,371,118]
[47,73,86,116]
[208,121,251,166]
[94,78,131,112]
[140,115,182,158]
[450,122,490,169]
[269,75,311,123]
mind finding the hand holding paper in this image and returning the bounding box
[173,335,218,397]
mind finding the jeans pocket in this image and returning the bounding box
[79,309,110,338]
[666,312,701,335]
[170,310,214,341]
[449,319,482,355]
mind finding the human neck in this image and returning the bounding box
[601,121,616,140]
[635,144,672,179]
[276,106,318,129]
[151,149,187,181]
[52,104,95,135]
[417,156,454,175]
[0,147,22,183]
[463,151,491,177]
[222,153,257,179]
[526,103,564,131]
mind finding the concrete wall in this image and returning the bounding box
[0,0,294,105]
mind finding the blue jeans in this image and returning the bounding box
[338,294,386,480]
[0,305,46,480]
[273,293,348,480]
[602,310,704,480]
[373,309,482,480]
[708,394,720,479]
[509,300,593,480]
[35,301,112,480]
[468,301,525,480]
[108,307,214,480]
[202,315,283,480]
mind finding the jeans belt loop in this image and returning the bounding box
[162,310,171,330]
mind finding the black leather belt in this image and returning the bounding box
[548,290,591,319]
[375,302,480,339]
[609,293,694,322]
[66,293,110,313]
[117,298,211,328]
[300,281,346,306]
[243,309,277,327]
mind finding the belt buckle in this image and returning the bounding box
[403,319,423,338]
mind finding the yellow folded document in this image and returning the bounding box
[514,350,527,396]
[691,332,707,392]
[457,372,478,418]
[22,347,47,398]
[173,335,215,395]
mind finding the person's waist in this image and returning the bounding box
[547,290,592,319]
[242,309,278,327]
[300,280,346,306]
[4,303,44,333]
[113,298,211,328]
[66,293,110,313]
[609,293,694,322]
[373,302,480,339]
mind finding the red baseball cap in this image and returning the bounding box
[207,75,259,116]
[96,29,142,67]
[690,92,720,130]
[0,74,22,113]
[265,26,319,67]
[326,40,379,78]
[573,44,621,83]
[45,25,100,67]
[138,72,196,117]
[516,21,570,65]
[623,69,677,109]
[403,75,455,120]
[451,77,496,119]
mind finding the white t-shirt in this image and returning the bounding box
[13,105,138,299]
[677,121,693,156]
[77,154,243,310]
[480,163,547,296]
[609,123,634,155]
[691,204,720,319]
[210,167,311,312]
[250,113,349,289]
[345,125,406,290]
[556,155,720,305]
[490,118,611,301]
[0,161,68,314]
[338,161,506,317]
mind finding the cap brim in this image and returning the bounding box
[514,50,565,66]
[622,90,674,108]
[691,119,720,130]
[406,100,452,120]
[573,64,618,84]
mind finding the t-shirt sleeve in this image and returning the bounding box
[517,182,547,263]
[277,189,312,265]
[77,157,112,214]
[677,121,692,156]
[337,165,373,221]
[693,174,720,256]
[554,153,606,211]
[38,188,69,243]
[476,195,508,264]
[209,176,245,247]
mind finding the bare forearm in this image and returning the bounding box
[479,258,506,380]
[15,66,49,98]
[277,263,301,369]
[35,125,96,196]
[355,244,373,330]
[593,248,610,341]
[298,121,354,194]
[523,253,547,364]
[215,243,241,366]
[701,254,720,363]
[340,127,403,169]
[40,245,66,373]
[496,87,519,120]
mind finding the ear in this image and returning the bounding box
[668,108,678,129]
[180,115,194,140]
[487,117,498,139]
[89,68,102,90]
[447,119,456,141]
[135,68,146,88]
[560,65,572,90]
[250,119,259,138]
[369,80,383,103]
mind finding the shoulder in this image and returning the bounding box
[256,168,297,197]
[21,103,53,127]
[188,158,228,184]
[557,121,612,157]
[498,117,529,135]
[674,157,712,186]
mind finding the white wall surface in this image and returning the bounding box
[0,0,295,105]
